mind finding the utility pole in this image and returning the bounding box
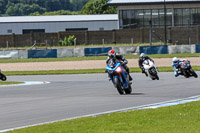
[149,20,152,46]
[164,0,167,45]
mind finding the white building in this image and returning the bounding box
[0,14,118,35]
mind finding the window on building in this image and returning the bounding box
[66,28,88,31]
[99,27,104,31]
[166,9,172,26]
[174,9,183,26]
[183,8,190,26]
[152,9,159,27]
[191,8,197,25]
[144,10,152,27]
[23,29,45,34]
[119,7,200,29]
[7,29,12,33]
[135,10,144,28]
[159,9,165,26]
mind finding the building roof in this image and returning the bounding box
[0,14,118,23]
[108,0,200,5]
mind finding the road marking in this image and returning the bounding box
[1,95,200,132]
[0,81,50,87]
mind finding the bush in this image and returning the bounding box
[59,35,76,46]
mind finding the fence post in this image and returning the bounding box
[57,32,60,45]
[112,30,116,44]
[12,33,15,47]
[6,41,9,48]
[197,26,200,44]
[131,38,134,44]
[85,30,88,45]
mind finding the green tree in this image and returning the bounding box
[70,0,89,11]
[81,0,117,14]
[6,3,46,16]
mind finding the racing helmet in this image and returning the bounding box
[140,53,145,58]
[108,49,116,58]
[172,57,179,64]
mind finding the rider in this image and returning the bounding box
[171,57,187,77]
[106,49,132,81]
[138,53,154,76]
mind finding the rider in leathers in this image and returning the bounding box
[138,53,154,76]
[106,49,132,81]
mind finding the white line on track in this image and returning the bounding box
[1,95,200,132]
[0,81,50,87]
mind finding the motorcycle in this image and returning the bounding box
[106,58,132,95]
[142,59,159,80]
[178,60,198,78]
[0,69,6,81]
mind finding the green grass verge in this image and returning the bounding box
[0,81,23,85]
[0,53,200,63]
[6,100,200,133]
[3,66,200,76]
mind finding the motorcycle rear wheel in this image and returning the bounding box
[183,70,189,78]
[114,77,124,95]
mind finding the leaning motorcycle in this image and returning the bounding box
[106,59,132,95]
[179,60,198,78]
[143,59,159,80]
[0,69,7,81]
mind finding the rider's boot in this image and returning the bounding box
[129,74,133,81]
[145,72,148,77]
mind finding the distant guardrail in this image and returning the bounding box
[0,44,199,59]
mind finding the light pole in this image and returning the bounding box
[164,0,167,45]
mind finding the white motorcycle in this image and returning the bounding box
[142,59,159,80]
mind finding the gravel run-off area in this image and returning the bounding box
[1,57,200,71]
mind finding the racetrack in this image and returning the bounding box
[0,72,200,131]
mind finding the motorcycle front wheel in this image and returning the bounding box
[0,73,7,81]
[124,84,132,94]
[190,69,198,78]
[114,77,124,95]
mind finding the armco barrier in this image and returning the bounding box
[113,46,138,55]
[196,44,200,53]
[84,47,112,56]
[168,45,196,54]
[139,45,168,54]
[0,50,28,59]
[57,48,74,57]
[28,49,57,58]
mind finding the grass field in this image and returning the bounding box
[0,81,23,85]
[6,100,200,133]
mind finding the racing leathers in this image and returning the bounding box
[171,59,186,77]
[106,54,132,81]
[138,55,154,76]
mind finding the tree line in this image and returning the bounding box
[0,0,116,16]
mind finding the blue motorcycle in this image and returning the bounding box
[106,58,132,95]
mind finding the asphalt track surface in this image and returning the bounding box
[0,72,200,131]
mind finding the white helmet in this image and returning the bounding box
[172,57,178,64]
[140,53,145,58]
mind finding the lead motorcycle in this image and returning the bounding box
[0,69,6,81]
[106,58,132,95]
[142,59,159,80]
[178,60,198,78]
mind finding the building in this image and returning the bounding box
[0,14,118,35]
[108,0,200,29]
